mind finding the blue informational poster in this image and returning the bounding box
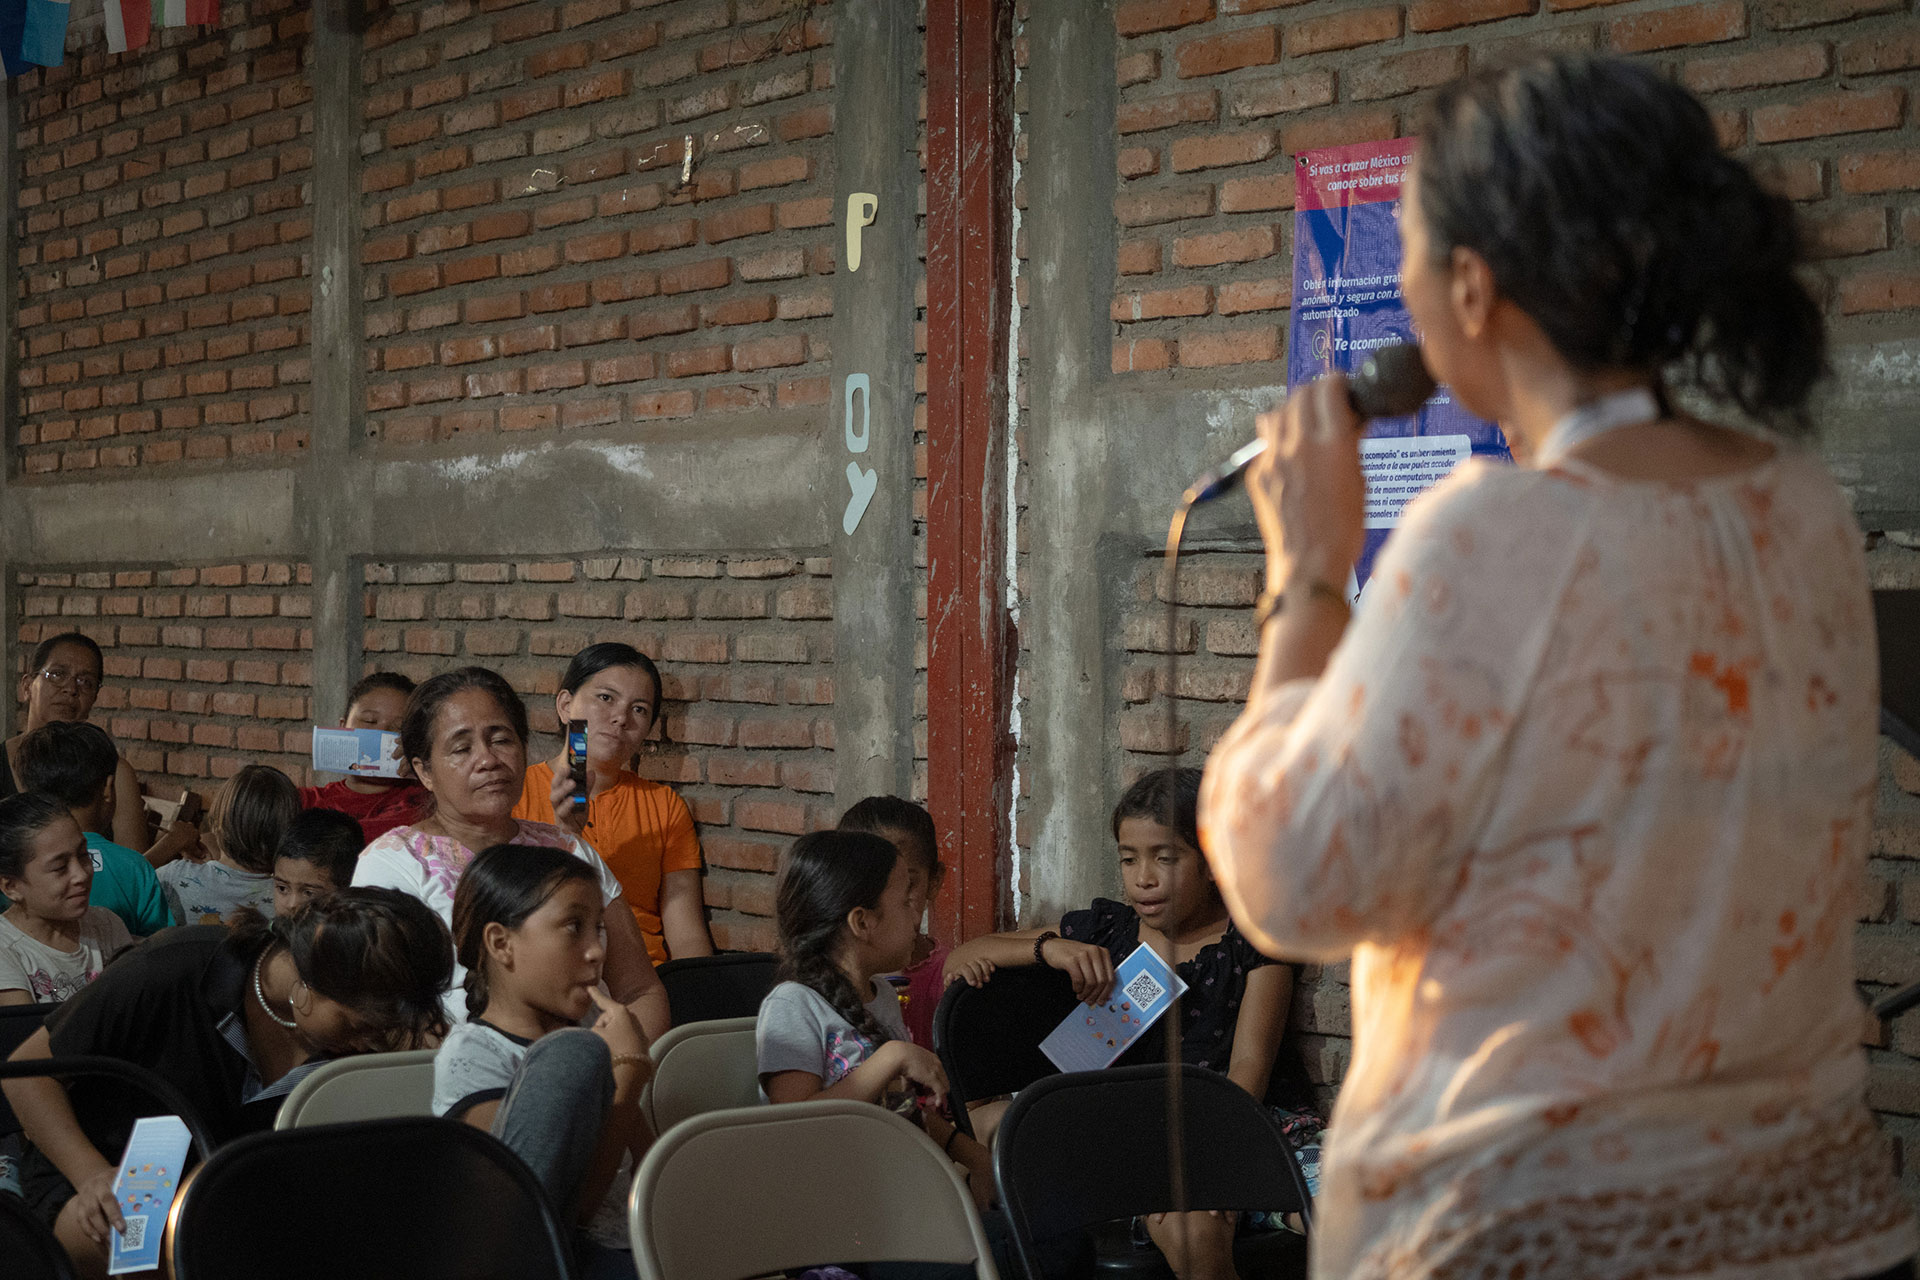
[108,1115,192,1275]
[1289,138,1509,589]
[1040,942,1190,1073]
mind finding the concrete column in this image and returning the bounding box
[828,0,921,813]
[1021,0,1125,920]
[0,84,17,737]
[306,0,366,727]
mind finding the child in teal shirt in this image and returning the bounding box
[14,721,173,936]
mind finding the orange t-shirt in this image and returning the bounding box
[513,761,702,965]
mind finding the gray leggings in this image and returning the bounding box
[490,1027,616,1227]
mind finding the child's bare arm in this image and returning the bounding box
[943,929,1116,1004]
[763,1040,949,1108]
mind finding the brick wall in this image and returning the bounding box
[357,0,837,445]
[13,562,316,786]
[360,551,836,952]
[12,1,314,474]
[1106,0,1918,379]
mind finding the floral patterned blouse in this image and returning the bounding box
[1200,444,1916,1280]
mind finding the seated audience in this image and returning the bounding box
[271,808,365,918]
[3,887,451,1279]
[158,764,298,926]
[14,722,173,937]
[298,671,428,843]
[353,666,670,1037]
[436,844,653,1280]
[513,643,713,964]
[3,631,197,865]
[0,795,133,1006]
[839,796,947,1049]
[758,830,993,1211]
[943,767,1323,1279]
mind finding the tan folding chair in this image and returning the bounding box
[629,1101,999,1280]
[641,1015,760,1136]
[274,1049,438,1129]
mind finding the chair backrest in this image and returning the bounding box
[0,1187,77,1280]
[642,1016,760,1135]
[274,1049,438,1130]
[0,1054,216,1162]
[165,1116,574,1280]
[655,952,779,1024]
[932,964,1081,1133]
[0,1002,55,1134]
[630,1101,998,1280]
[994,1064,1312,1279]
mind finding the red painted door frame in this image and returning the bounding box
[925,0,1015,940]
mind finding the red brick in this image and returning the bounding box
[1839,150,1920,194]
[665,345,731,378]
[1840,269,1920,314]
[1117,90,1219,135]
[1838,28,1920,75]
[1115,0,1216,36]
[1282,107,1400,156]
[1217,279,1290,314]
[1287,6,1402,54]
[1177,328,1281,367]
[1114,187,1214,226]
[1753,89,1905,143]
[1408,0,1534,29]
[1113,339,1175,373]
[1229,69,1337,119]
[1118,240,1164,274]
[1349,46,1467,100]
[1609,0,1745,52]
[1112,285,1212,322]
[1804,207,1889,258]
[1761,0,1902,29]
[1682,42,1830,92]
[704,203,776,243]
[661,258,732,294]
[1171,130,1277,172]
[1172,225,1278,268]
[733,335,807,371]
[1175,27,1279,78]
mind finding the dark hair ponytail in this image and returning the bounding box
[1415,52,1824,429]
[450,843,598,1021]
[774,830,901,1048]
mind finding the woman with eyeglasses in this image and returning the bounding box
[4,633,198,868]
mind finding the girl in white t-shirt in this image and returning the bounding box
[434,843,652,1278]
[0,793,132,1006]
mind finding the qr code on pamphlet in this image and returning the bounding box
[119,1217,148,1252]
[1124,970,1166,1010]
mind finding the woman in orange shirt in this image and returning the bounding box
[513,643,714,966]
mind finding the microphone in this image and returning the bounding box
[1183,342,1439,505]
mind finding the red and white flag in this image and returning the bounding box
[104,0,151,53]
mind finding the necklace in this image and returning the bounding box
[252,953,300,1030]
[1535,386,1662,469]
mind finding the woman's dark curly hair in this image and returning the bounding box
[1414,53,1824,429]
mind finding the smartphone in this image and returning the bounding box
[566,719,589,814]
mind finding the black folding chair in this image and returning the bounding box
[656,952,779,1024]
[995,1064,1313,1280]
[0,1053,218,1160]
[0,1003,57,1136]
[165,1115,575,1280]
[0,1188,75,1280]
[931,964,1080,1137]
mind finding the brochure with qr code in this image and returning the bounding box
[1039,942,1190,1073]
[310,726,407,778]
[108,1115,192,1274]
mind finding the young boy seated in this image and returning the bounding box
[298,672,427,844]
[272,809,365,918]
[12,722,172,937]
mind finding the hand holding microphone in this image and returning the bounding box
[1208,342,1437,601]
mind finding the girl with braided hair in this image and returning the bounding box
[756,830,997,1219]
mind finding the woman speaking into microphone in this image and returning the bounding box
[1200,53,1916,1280]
